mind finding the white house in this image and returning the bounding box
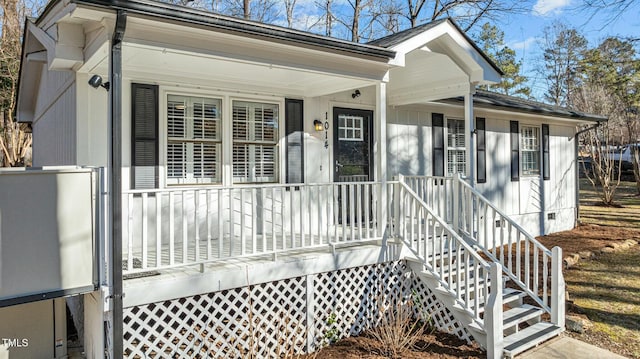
[1,0,605,358]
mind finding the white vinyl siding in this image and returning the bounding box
[166,95,222,185]
[521,125,540,176]
[232,101,279,183]
[447,119,465,176]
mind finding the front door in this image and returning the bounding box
[333,108,373,225]
[333,108,373,182]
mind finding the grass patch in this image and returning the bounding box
[564,247,640,358]
[579,179,640,229]
[539,179,640,358]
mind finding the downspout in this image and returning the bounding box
[465,82,476,187]
[110,9,127,358]
[574,123,600,225]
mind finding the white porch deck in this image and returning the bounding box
[122,181,393,276]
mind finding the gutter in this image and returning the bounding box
[109,9,126,358]
[40,0,395,61]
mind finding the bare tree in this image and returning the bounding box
[406,0,426,28]
[573,85,625,205]
[219,0,279,22]
[0,0,33,167]
[283,0,297,28]
[419,1,528,32]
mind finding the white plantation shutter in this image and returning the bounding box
[446,119,466,176]
[166,95,222,185]
[232,101,279,183]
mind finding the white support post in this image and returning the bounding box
[306,274,315,353]
[375,81,388,238]
[551,246,565,328]
[485,262,504,359]
[452,174,460,234]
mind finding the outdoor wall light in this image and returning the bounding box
[314,119,324,132]
[88,74,110,91]
[352,89,361,99]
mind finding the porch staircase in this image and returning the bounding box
[395,176,565,358]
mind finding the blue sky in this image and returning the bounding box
[498,0,640,99]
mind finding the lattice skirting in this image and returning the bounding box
[122,261,471,358]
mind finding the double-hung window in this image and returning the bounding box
[446,119,466,176]
[166,95,222,185]
[232,100,279,183]
[520,125,540,176]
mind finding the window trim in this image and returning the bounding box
[165,94,223,186]
[519,124,542,177]
[445,117,466,177]
[231,99,281,184]
[158,87,285,188]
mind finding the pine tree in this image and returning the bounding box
[474,22,530,97]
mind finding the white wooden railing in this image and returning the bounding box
[400,175,454,223]
[122,181,386,274]
[447,175,564,327]
[395,180,498,323]
[400,174,565,326]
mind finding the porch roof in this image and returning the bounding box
[442,90,608,123]
[37,0,395,61]
[368,18,503,77]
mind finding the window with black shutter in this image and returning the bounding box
[510,120,519,181]
[285,99,304,184]
[131,83,159,189]
[476,118,486,183]
[432,113,444,177]
[542,124,550,180]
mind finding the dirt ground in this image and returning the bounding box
[538,223,640,254]
[300,330,484,358]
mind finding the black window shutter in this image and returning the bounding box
[131,83,159,189]
[542,124,550,180]
[285,99,304,184]
[510,120,519,181]
[432,113,444,177]
[476,118,486,183]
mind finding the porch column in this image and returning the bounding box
[464,84,476,187]
[375,80,388,235]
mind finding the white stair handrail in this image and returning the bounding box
[452,174,564,318]
[396,180,496,316]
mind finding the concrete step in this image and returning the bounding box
[502,322,563,358]
[502,304,544,333]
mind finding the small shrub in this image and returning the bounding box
[365,298,432,358]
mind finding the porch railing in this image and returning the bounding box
[122,181,386,274]
[395,179,495,325]
[400,175,454,224]
[404,174,565,328]
[453,175,564,325]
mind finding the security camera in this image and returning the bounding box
[88,74,110,91]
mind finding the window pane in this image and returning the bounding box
[446,119,466,176]
[520,126,540,175]
[232,101,279,183]
[338,114,364,141]
[166,95,221,185]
